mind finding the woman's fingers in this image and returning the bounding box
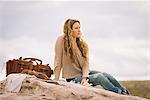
[81,79,90,86]
[81,79,85,84]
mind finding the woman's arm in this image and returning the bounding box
[82,65,89,78]
[82,49,89,78]
[81,54,90,85]
[81,60,90,85]
[54,36,63,80]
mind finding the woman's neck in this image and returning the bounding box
[72,37,77,43]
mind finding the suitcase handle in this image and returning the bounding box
[23,58,42,64]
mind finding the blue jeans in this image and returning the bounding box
[66,70,127,94]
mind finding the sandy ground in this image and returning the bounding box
[120,80,150,99]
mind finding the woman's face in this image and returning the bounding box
[71,22,81,38]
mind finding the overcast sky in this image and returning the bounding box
[0,1,149,80]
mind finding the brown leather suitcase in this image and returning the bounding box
[23,57,53,77]
[6,57,53,77]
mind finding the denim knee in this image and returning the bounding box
[92,73,122,93]
[90,73,106,86]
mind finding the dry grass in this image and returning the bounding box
[120,80,150,99]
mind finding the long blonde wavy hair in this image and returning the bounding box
[63,19,89,65]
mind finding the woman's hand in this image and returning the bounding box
[81,78,91,86]
[81,78,88,85]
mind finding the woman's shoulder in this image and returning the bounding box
[57,34,64,41]
[55,34,64,44]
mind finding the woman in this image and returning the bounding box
[54,18,129,95]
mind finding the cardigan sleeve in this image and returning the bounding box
[82,48,89,78]
[54,36,63,80]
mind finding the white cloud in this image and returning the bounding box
[88,37,150,79]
